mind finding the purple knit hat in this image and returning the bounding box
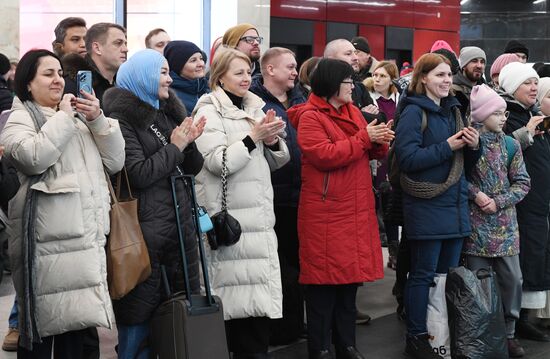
[470,84,507,123]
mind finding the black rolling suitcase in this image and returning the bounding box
[150,175,229,359]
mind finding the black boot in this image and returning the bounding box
[516,309,550,342]
[335,346,365,359]
[309,349,333,359]
[516,321,550,342]
[405,334,443,359]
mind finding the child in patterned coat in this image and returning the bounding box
[464,84,531,358]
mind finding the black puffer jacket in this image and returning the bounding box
[0,77,13,112]
[103,87,204,324]
[504,98,550,291]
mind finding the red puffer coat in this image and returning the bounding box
[288,93,386,285]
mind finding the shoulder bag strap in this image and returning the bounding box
[220,149,228,211]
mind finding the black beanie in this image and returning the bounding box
[0,53,10,76]
[432,48,460,75]
[504,40,529,59]
[351,36,371,54]
[164,40,202,75]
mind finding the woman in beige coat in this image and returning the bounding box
[0,49,124,358]
[193,48,290,358]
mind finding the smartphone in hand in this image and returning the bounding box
[77,70,92,98]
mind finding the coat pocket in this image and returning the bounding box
[32,173,85,242]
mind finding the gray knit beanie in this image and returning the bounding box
[459,46,486,69]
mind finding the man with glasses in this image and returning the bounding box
[452,46,487,119]
[223,23,263,77]
[504,40,529,64]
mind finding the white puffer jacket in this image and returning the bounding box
[193,88,290,320]
[0,98,125,337]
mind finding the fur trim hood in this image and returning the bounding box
[61,54,96,81]
[102,87,187,129]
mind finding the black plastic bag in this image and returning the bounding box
[445,266,508,359]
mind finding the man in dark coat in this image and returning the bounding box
[63,22,128,105]
[250,47,306,345]
[351,36,378,82]
[452,46,486,119]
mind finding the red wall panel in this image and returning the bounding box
[312,22,327,57]
[413,29,460,63]
[326,0,414,28]
[358,25,385,61]
[413,0,460,32]
[270,0,326,21]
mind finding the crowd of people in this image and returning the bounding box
[0,14,549,359]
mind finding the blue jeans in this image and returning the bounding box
[8,298,17,329]
[117,322,150,359]
[405,237,463,336]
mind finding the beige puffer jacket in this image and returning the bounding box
[193,88,290,320]
[0,98,125,337]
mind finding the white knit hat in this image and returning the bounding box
[536,77,550,106]
[498,62,539,96]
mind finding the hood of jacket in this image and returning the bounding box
[170,71,209,95]
[399,91,460,117]
[192,87,265,121]
[102,87,187,129]
[287,93,360,130]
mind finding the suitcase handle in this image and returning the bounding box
[170,175,217,310]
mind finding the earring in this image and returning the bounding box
[220,82,224,88]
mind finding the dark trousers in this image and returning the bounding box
[393,231,410,302]
[305,284,359,352]
[270,206,304,345]
[17,329,86,359]
[405,238,463,336]
[225,317,270,355]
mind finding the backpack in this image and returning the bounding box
[387,110,428,188]
[504,135,516,168]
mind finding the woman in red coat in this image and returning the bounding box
[288,59,394,359]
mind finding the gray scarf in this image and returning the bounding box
[19,101,49,350]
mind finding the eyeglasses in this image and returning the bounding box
[240,36,263,45]
[492,111,510,119]
[341,80,354,85]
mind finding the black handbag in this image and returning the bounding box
[209,149,241,249]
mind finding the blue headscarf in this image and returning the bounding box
[116,49,166,109]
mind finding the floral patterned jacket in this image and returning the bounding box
[464,131,531,257]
